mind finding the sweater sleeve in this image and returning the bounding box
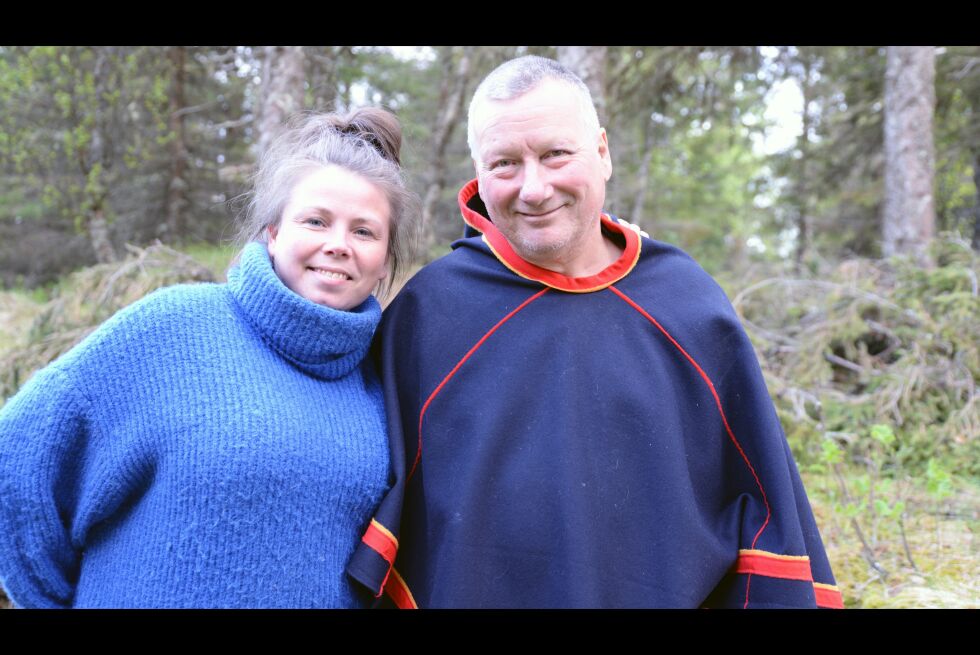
[0,365,94,608]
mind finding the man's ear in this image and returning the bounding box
[473,159,485,198]
[598,128,612,181]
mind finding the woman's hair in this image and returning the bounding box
[235,107,420,301]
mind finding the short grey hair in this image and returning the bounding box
[467,55,601,163]
[235,108,420,302]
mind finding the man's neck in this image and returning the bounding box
[524,227,623,278]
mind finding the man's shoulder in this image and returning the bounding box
[392,235,530,305]
[405,236,493,285]
[626,238,733,310]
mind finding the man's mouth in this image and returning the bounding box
[518,206,561,219]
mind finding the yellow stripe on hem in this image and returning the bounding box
[738,548,811,562]
[813,582,841,592]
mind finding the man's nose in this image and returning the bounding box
[518,162,551,206]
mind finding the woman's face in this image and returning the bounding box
[268,165,391,311]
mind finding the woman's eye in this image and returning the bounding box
[305,217,325,227]
[354,227,375,238]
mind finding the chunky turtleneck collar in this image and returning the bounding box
[226,242,381,380]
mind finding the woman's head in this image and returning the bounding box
[237,108,419,308]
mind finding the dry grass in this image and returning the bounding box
[0,243,215,402]
[0,289,44,360]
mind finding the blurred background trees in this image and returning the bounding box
[2,45,976,280]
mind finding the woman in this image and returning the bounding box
[0,108,419,608]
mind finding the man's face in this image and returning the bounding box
[472,79,612,270]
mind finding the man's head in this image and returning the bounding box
[467,56,613,274]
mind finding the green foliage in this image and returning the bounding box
[870,423,895,447]
[925,458,954,500]
[806,463,977,608]
[733,234,979,478]
[0,47,169,240]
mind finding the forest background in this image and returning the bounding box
[0,45,976,608]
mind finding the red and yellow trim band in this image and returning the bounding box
[361,518,398,567]
[458,179,641,293]
[736,549,844,608]
[813,582,845,609]
[385,567,419,609]
[735,549,812,581]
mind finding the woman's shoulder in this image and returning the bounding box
[96,281,228,335]
[53,282,230,371]
[139,281,230,318]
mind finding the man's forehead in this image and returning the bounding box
[472,82,594,150]
[474,79,578,121]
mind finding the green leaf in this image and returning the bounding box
[870,423,895,447]
[820,439,843,464]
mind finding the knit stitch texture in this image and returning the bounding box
[0,242,390,608]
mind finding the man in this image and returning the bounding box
[348,56,841,609]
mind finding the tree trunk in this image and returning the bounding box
[258,46,306,158]
[88,210,116,264]
[972,147,980,251]
[557,46,608,126]
[422,48,473,252]
[795,55,814,268]
[308,46,341,112]
[882,46,936,263]
[165,46,189,243]
[630,117,655,227]
[87,47,117,263]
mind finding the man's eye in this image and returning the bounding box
[546,149,569,158]
[490,159,514,170]
[304,217,325,227]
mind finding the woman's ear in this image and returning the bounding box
[266,224,279,258]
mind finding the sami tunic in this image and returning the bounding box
[347,180,842,609]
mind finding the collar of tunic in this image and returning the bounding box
[457,178,642,293]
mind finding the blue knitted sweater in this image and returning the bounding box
[0,242,390,608]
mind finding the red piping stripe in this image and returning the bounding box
[608,285,774,609]
[608,285,773,543]
[409,288,550,481]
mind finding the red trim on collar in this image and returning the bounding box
[457,179,641,293]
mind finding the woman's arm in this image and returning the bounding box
[0,365,93,609]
